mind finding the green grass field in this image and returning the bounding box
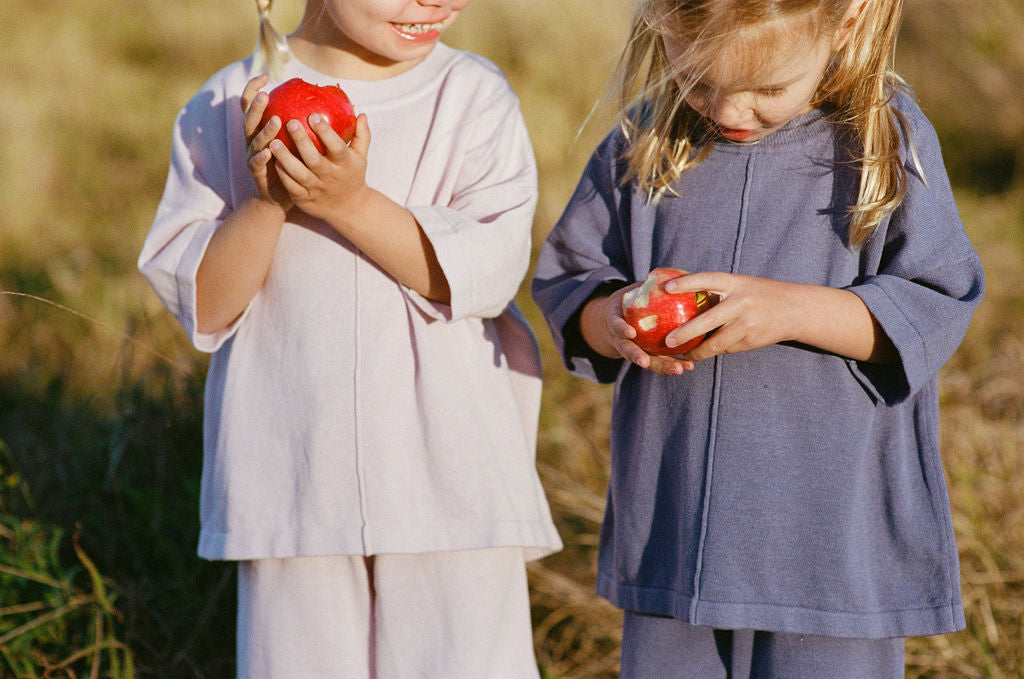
[1,0,1022,676]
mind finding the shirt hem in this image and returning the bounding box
[198,520,562,563]
[597,574,966,639]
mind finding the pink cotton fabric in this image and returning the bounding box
[139,44,561,561]
[236,549,540,679]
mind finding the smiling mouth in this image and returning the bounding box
[393,21,445,37]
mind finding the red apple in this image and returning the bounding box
[260,78,357,155]
[621,267,713,355]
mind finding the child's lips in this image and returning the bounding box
[718,126,755,141]
[391,21,445,42]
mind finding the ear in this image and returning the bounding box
[832,0,868,50]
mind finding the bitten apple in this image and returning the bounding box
[621,267,713,355]
[260,78,357,155]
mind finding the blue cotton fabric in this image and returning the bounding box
[531,92,984,639]
[620,612,905,678]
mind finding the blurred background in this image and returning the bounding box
[0,0,1021,676]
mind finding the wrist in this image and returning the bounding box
[244,194,289,223]
[778,281,809,345]
[580,285,624,359]
[335,184,379,227]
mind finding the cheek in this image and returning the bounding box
[758,100,795,122]
[683,92,708,116]
[445,5,468,27]
[758,93,813,125]
[779,83,820,115]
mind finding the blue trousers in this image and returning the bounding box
[621,612,905,679]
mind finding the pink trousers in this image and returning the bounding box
[236,547,540,679]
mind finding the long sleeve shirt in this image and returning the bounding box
[140,44,561,561]
[532,93,984,638]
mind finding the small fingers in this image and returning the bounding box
[615,339,651,368]
[307,113,347,157]
[685,324,748,362]
[612,335,693,376]
[240,74,269,112]
[241,76,271,138]
[265,135,316,202]
[284,119,326,165]
[247,147,273,173]
[664,315,715,353]
[647,355,695,376]
[348,114,371,158]
[269,147,307,199]
[618,341,694,375]
[610,315,637,341]
[663,271,727,295]
[249,113,282,153]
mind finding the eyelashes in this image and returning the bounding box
[684,81,788,100]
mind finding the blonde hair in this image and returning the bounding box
[253,0,290,81]
[614,0,909,246]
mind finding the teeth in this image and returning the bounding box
[395,22,444,34]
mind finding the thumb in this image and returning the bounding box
[349,113,371,158]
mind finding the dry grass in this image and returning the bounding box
[0,0,1021,676]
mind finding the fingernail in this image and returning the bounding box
[308,113,321,124]
[287,120,302,131]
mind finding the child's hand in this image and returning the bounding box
[581,286,696,376]
[661,272,797,361]
[240,75,293,212]
[267,111,373,224]
[663,271,896,363]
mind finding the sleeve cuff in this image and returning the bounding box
[846,281,929,405]
[538,269,629,384]
[173,219,250,353]
[406,204,530,322]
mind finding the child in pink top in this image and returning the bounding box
[138,0,560,676]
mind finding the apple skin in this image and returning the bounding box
[621,267,713,355]
[260,78,357,155]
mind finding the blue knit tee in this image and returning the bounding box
[532,91,984,638]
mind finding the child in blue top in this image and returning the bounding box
[531,0,984,676]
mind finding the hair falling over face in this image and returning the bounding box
[615,0,909,247]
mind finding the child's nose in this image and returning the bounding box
[709,94,753,127]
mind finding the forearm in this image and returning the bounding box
[195,196,286,334]
[786,284,896,363]
[324,186,451,305]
